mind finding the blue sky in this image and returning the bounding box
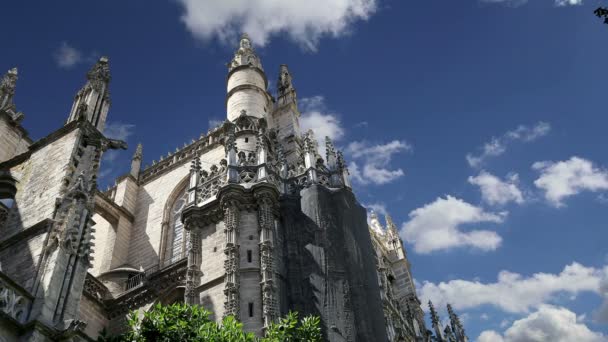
[3,0,608,340]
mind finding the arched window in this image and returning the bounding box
[163,191,188,267]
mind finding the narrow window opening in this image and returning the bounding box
[245,137,249,143]
[248,302,254,317]
[213,246,217,252]
[249,235,253,240]
[247,250,252,263]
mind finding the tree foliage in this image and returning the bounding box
[98,303,321,342]
[594,7,608,24]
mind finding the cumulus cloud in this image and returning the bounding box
[103,122,136,141]
[401,195,505,254]
[466,122,550,168]
[532,156,608,207]
[477,305,606,342]
[299,96,345,145]
[54,42,83,68]
[555,0,583,6]
[419,262,605,314]
[480,0,581,7]
[176,0,377,51]
[346,140,410,185]
[468,171,524,206]
[298,96,409,186]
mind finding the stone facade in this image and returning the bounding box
[0,35,469,341]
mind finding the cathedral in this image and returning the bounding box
[0,35,468,341]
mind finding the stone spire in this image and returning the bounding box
[0,67,24,122]
[429,301,445,342]
[277,64,297,106]
[130,143,143,179]
[66,57,111,132]
[447,303,467,341]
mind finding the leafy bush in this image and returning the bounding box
[98,303,321,342]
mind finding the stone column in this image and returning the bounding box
[223,201,240,318]
[184,224,202,305]
[256,192,277,329]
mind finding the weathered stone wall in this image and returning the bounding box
[78,294,109,339]
[90,213,115,276]
[3,129,79,237]
[113,177,138,214]
[200,221,226,284]
[127,145,224,269]
[0,231,47,291]
[238,211,262,334]
[288,185,389,342]
[0,114,30,164]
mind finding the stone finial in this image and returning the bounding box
[385,214,399,235]
[87,57,111,85]
[228,33,263,71]
[132,143,143,160]
[428,301,440,325]
[0,67,22,120]
[278,64,294,94]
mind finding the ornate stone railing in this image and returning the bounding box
[0,272,32,323]
[106,259,187,319]
[83,273,111,303]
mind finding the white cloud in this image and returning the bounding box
[176,0,377,51]
[364,202,388,217]
[299,95,346,159]
[468,171,524,206]
[477,305,606,342]
[419,262,605,314]
[103,122,136,141]
[595,274,608,323]
[478,330,505,342]
[555,0,583,6]
[533,157,608,207]
[401,195,505,254]
[467,122,550,168]
[346,140,410,185]
[480,0,581,7]
[54,42,83,68]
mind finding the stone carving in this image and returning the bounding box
[0,279,28,323]
[223,202,240,319]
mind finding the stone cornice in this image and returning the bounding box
[138,125,229,186]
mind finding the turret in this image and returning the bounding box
[226,34,272,122]
[66,56,111,132]
[130,143,143,179]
